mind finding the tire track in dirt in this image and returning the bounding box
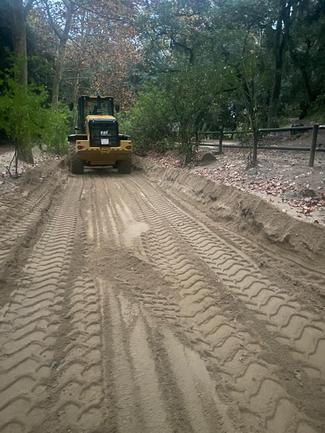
[94,175,183,326]
[0,178,83,433]
[0,174,59,263]
[150,195,325,380]
[142,221,320,433]
[121,175,324,433]
[98,278,231,433]
[142,165,325,309]
[32,177,109,433]
[130,176,325,379]
[0,169,64,307]
[82,173,237,433]
[43,275,105,433]
[162,183,325,311]
[1,168,323,433]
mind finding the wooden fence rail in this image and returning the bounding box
[199,124,325,166]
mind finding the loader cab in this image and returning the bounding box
[77,95,114,134]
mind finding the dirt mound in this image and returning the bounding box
[134,156,325,271]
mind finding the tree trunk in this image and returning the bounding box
[51,2,73,106]
[9,0,34,164]
[72,72,80,127]
[52,40,67,105]
[71,10,86,124]
[10,0,28,86]
[17,146,34,164]
[289,45,313,111]
[300,66,313,106]
[267,1,292,127]
[252,129,258,166]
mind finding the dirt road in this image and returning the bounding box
[0,167,325,433]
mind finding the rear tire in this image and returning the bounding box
[70,152,84,174]
[117,159,132,174]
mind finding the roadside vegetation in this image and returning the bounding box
[125,0,325,164]
[0,0,324,169]
[0,70,68,175]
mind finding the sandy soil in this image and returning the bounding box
[194,148,325,224]
[144,145,325,224]
[0,146,55,179]
[0,160,324,433]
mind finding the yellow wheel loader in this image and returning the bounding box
[68,95,132,174]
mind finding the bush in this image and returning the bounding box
[0,77,45,153]
[0,75,69,175]
[40,105,69,155]
[126,85,174,154]
[125,65,235,162]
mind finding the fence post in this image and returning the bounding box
[219,128,223,154]
[252,129,259,165]
[309,124,319,167]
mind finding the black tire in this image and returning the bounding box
[70,153,84,174]
[117,159,132,174]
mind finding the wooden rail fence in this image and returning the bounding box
[199,124,325,167]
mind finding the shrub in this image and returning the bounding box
[126,85,173,154]
[40,104,69,155]
[0,75,68,175]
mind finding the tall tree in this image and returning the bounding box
[267,0,297,126]
[7,0,35,85]
[3,0,36,162]
[61,0,139,109]
[43,0,76,105]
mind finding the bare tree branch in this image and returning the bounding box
[24,0,35,16]
[42,0,63,39]
[62,2,74,41]
[69,0,131,24]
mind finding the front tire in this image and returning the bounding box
[117,159,132,174]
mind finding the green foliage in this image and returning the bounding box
[129,0,325,159]
[0,76,46,150]
[305,95,325,123]
[0,73,69,172]
[40,105,69,155]
[125,63,236,159]
[1,0,325,166]
[125,85,173,154]
[28,55,55,93]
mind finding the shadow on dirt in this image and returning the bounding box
[82,166,134,178]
